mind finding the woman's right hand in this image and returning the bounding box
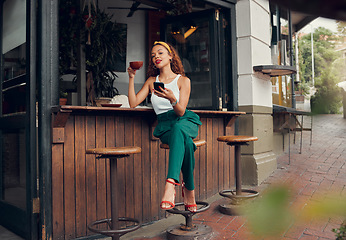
[127,67,136,79]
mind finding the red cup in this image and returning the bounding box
[130,61,143,70]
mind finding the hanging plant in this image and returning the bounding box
[59,0,80,76]
[59,1,123,105]
[82,5,122,99]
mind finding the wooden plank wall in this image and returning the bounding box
[52,113,235,239]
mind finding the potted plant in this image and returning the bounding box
[59,90,68,105]
[83,5,123,105]
[59,1,124,106]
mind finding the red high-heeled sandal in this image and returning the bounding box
[160,179,180,210]
[182,182,197,213]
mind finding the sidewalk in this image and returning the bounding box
[127,114,346,240]
[0,114,344,240]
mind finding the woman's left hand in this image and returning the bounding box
[153,87,176,104]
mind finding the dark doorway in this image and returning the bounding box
[161,8,233,110]
[0,0,38,238]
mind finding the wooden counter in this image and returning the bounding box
[51,106,245,239]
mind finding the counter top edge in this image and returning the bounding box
[56,105,246,116]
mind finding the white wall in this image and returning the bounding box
[100,0,148,95]
[236,0,272,108]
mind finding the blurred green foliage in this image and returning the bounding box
[298,27,344,114]
[245,185,346,239]
[332,222,346,240]
[245,185,294,237]
[311,69,343,114]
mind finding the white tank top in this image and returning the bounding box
[151,74,180,115]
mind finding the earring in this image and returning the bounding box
[153,65,157,69]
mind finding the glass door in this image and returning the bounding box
[0,0,38,238]
[161,9,232,110]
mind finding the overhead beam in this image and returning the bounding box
[294,15,317,32]
[270,0,346,21]
[137,0,174,10]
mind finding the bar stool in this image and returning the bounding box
[86,146,141,240]
[217,136,259,215]
[159,139,207,150]
[160,139,212,240]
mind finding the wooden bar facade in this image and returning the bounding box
[51,106,243,239]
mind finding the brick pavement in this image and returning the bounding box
[130,114,346,240]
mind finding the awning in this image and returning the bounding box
[270,0,346,21]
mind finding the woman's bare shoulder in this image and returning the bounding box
[143,76,156,86]
[178,75,190,85]
[146,76,156,83]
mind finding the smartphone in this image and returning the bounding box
[154,82,165,92]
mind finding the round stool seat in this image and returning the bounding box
[86,146,141,157]
[160,139,206,149]
[217,135,258,144]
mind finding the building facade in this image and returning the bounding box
[0,0,316,239]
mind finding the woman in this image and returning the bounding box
[127,41,201,212]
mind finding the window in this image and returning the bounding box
[270,8,293,107]
[162,9,232,110]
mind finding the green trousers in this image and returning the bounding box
[153,110,202,190]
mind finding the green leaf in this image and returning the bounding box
[245,185,294,237]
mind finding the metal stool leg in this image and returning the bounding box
[110,157,119,240]
[310,116,313,145]
[88,155,141,239]
[288,127,291,164]
[300,115,304,154]
[219,142,259,215]
[235,145,242,195]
